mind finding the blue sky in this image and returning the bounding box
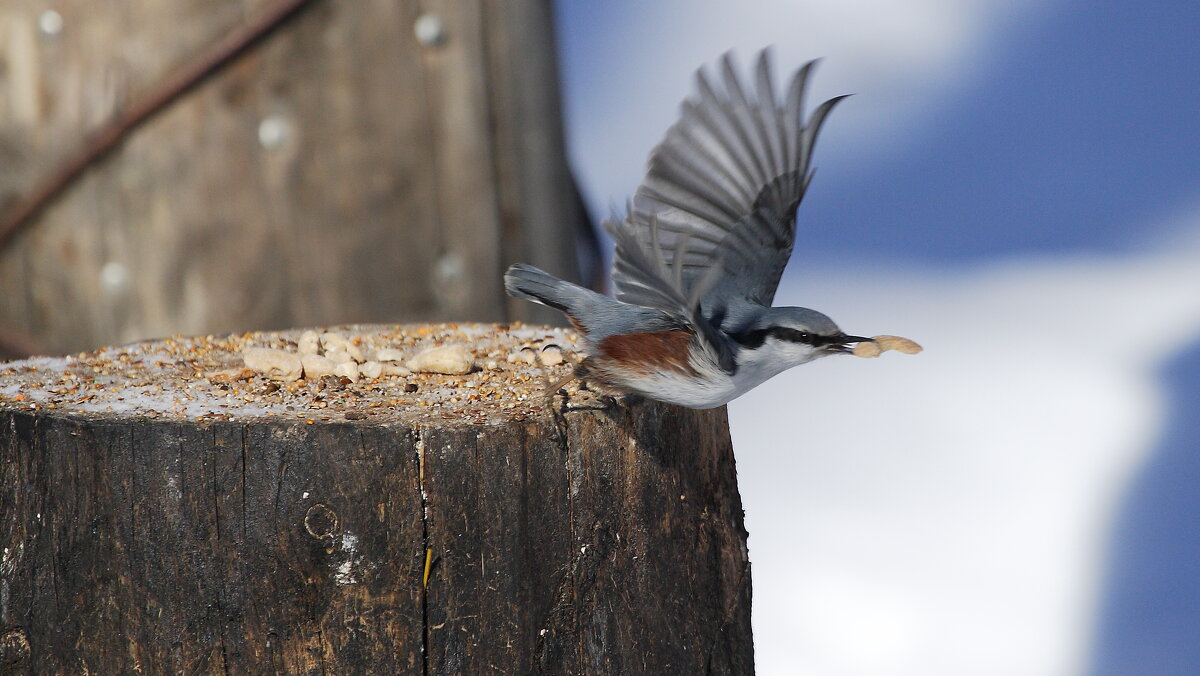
[795,0,1200,262]
[1094,344,1200,675]
[556,1,1200,674]
[561,0,1200,264]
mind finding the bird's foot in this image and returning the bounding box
[549,378,640,411]
[560,389,615,411]
[546,359,642,411]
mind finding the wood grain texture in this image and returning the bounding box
[483,0,593,327]
[0,402,753,674]
[0,0,585,354]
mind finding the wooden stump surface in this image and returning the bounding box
[0,324,754,674]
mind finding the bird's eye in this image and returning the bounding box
[761,327,817,345]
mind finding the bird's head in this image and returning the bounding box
[729,306,869,369]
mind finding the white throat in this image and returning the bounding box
[611,340,825,410]
[730,342,823,393]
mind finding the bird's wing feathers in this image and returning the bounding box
[608,216,737,372]
[607,51,846,321]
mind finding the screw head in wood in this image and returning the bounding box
[100,261,129,295]
[38,10,64,38]
[434,251,465,287]
[414,13,447,47]
[257,114,293,150]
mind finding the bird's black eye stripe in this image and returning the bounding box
[771,327,815,345]
[732,327,826,347]
[731,328,770,348]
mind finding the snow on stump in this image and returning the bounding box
[0,323,753,674]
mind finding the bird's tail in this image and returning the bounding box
[504,264,599,320]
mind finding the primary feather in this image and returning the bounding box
[607,50,847,332]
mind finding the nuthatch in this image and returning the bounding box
[506,51,870,409]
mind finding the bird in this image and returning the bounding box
[505,51,870,409]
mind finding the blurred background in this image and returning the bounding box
[3,1,1199,674]
[558,2,1200,674]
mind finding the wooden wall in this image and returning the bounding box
[0,0,589,355]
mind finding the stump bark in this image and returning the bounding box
[0,325,753,674]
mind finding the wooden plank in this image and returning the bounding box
[415,0,508,321]
[482,0,589,325]
[0,0,279,349]
[418,402,754,674]
[0,1,588,354]
[0,412,429,673]
[558,403,755,674]
[420,418,574,673]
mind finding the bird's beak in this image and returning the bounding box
[826,334,871,354]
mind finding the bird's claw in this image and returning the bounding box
[561,390,615,410]
[551,380,641,411]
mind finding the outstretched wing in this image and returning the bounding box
[607,50,846,323]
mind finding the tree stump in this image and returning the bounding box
[0,324,753,674]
